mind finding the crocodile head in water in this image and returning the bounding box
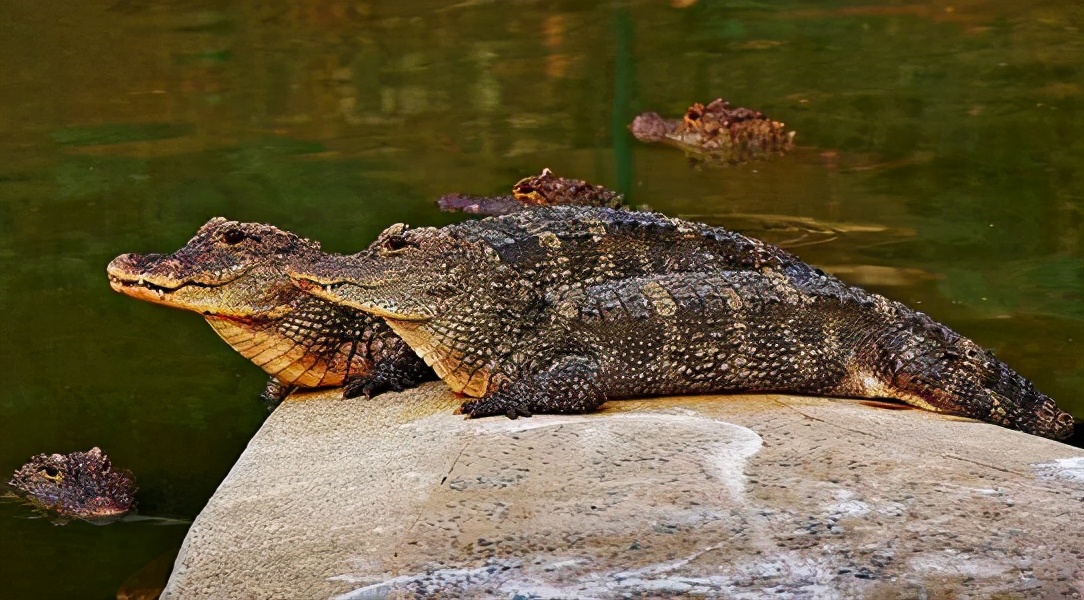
[8,447,136,523]
[106,218,395,394]
[630,98,796,164]
[437,168,625,216]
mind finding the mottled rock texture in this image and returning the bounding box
[162,385,1083,599]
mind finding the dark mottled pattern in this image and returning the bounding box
[107,218,434,406]
[437,168,624,216]
[8,447,136,523]
[630,98,795,164]
[290,206,1075,440]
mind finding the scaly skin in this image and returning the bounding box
[8,447,136,523]
[287,206,1075,441]
[107,218,435,406]
[437,168,624,216]
[630,98,795,164]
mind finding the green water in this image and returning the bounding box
[1,1,1081,597]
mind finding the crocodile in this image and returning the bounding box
[438,168,624,216]
[107,171,619,405]
[630,98,796,164]
[7,447,136,523]
[286,206,1075,440]
[107,218,435,406]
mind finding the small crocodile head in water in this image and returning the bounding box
[287,223,501,322]
[8,447,136,523]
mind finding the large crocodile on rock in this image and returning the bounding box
[286,206,1075,440]
[107,218,435,406]
[7,447,136,523]
[630,98,796,164]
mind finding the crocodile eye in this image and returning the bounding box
[222,229,246,245]
[383,235,414,252]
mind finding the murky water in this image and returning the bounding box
[1,0,1081,597]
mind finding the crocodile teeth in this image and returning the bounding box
[326,285,333,294]
[138,277,144,285]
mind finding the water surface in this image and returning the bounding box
[1,1,1081,597]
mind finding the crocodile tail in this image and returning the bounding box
[851,319,1075,440]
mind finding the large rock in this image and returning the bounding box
[162,383,1084,599]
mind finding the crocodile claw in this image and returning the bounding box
[460,397,533,420]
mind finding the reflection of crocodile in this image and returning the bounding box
[288,206,1075,440]
[107,218,435,406]
[630,98,795,163]
[438,168,623,216]
[8,447,136,523]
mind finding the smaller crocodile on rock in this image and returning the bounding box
[438,168,624,216]
[107,218,435,407]
[7,447,136,523]
[630,98,795,164]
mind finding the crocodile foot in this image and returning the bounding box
[343,357,437,399]
[260,378,296,410]
[459,355,606,419]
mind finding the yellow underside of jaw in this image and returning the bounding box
[109,279,250,317]
[206,318,358,388]
[384,319,492,398]
[297,280,431,322]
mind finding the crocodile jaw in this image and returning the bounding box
[292,278,435,322]
[107,273,252,316]
[106,253,259,315]
[107,256,271,318]
[108,274,175,307]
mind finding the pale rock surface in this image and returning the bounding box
[162,383,1084,599]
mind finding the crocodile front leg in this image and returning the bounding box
[260,378,296,410]
[459,355,606,419]
[342,354,437,399]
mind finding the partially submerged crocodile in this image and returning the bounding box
[8,447,136,523]
[107,218,435,406]
[287,206,1075,440]
[438,168,623,216]
[630,98,795,164]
